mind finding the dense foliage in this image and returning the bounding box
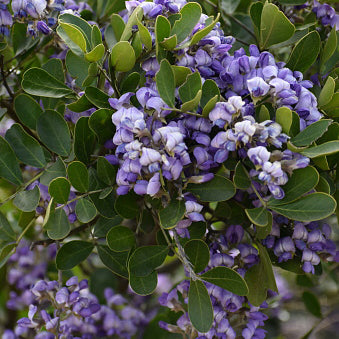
[0,0,338,338]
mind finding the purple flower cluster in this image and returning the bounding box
[159,227,269,338]
[4,244,150,338]
[312,0,339,30]
[263,216,338,274]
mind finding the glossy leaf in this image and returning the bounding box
[260,3,295,49]
[58,22,87,54]
[14,94,43,130]
[88,109,115,144]
[93,216,123,238]
[74,117,96,164]
[0,212,16,242]
[37,110,71,156]
[67,161,89,193]
[234,161,251,189]
[321,26,337,70]
[97,157,116,186]
[45,209,71,240]
[120,6,143,41]
[186,175,235,202]
[268,166,319,206]
[201,266,249,296]
[129,271,158,295]
[200,79,220,109]
[40,158,66,186]
[245,207,270,227]
[114,192,139,219]
[56,240,94,270]
[129,245,168,277]
[291,120,332,147]
[107,226,135,252]
[48,177,70,204]
[22,67,74,98]
[188,279,213,333]
[85,43,105,62]
[75,198,97,223]
[179,72,202,104]
[5,124,46,168]
[159,199,186,229]
[171,2,202,43]
[190,13,220,46]
[111,41,136,72]
[300,141,339,158]
[184,239,210,273]
[318,77,335,107]
[156,59,175,107]
[276,107,293,135]
[0,136,23,185]
[13,186,40,212]
[245,243,277,306]
[270,193,336,222]
[286,31,321,72]
[97,245,129,278]
[85,87,111,109]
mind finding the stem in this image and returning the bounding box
[55,189,105,209]
[16,218,35,245]
[0,55,14,99]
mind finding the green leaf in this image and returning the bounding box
[37,110,71,156]
[321,26,337,70]
[129,270,158,295]
[111,14,125,42]
[258,105,270,122]
[88,109,115,144]
[260,3,295,49]
[58,13,92,43]
[58,22,87,54]
[85,43,105,62]
[290,120,332,147]
[156,59,175,107]
[318,77,335,107]
[67,161,89,193]
[129,245,168,277]
[202,95,218,117]
[107,226,135,252]
[68,94,93,113]
[234,161,251,189]
[0,243,17,269]
[13,186,40,212]
[276,107,293,135]
[200,79,220,109]
[66,50,90,87]
[45,209,71,240]
[40,158,66,186]
[322,92,339,117]
[97,157,116,186]
[0,136,23,185]
[22,67,74,98]
[256,211,273,240]
[181,90,202,111]
[187,175,235,202]
[42,58,64,83]
[159,199,186,229]
[171,2,202,43]
[161,35,177,50]
[250,2,263,38]
[137,19,153,50]
[190,13,220,46]
[300,141,339,158]
[268,166,319,206]
[245,207,270,227]
[0,212,16,242]
[114,192,139,219]
[201,266,249,296]
[91,24,102,46]
[302,291,322,318]
[5,124,46,168]
[74,117,96,164]
[184,239,210,273]
[111,41,136,72]
[75,198,97,223]
[120,6,143,41]
[14,94,43,130]
[245,243,277,306]
[188,279,213,333]
[286,31,321,72]
[277,0,308,4]
[97,245,129,278]
[93,216,123,238]
[48,177,70,204]
[56,240,94,270]
[120,72,141,94]
[270,193,336,222]
[155,15,171,60]
[85,87,111,109]
[179,72,202,104]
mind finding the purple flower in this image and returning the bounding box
[247,77,270,97]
